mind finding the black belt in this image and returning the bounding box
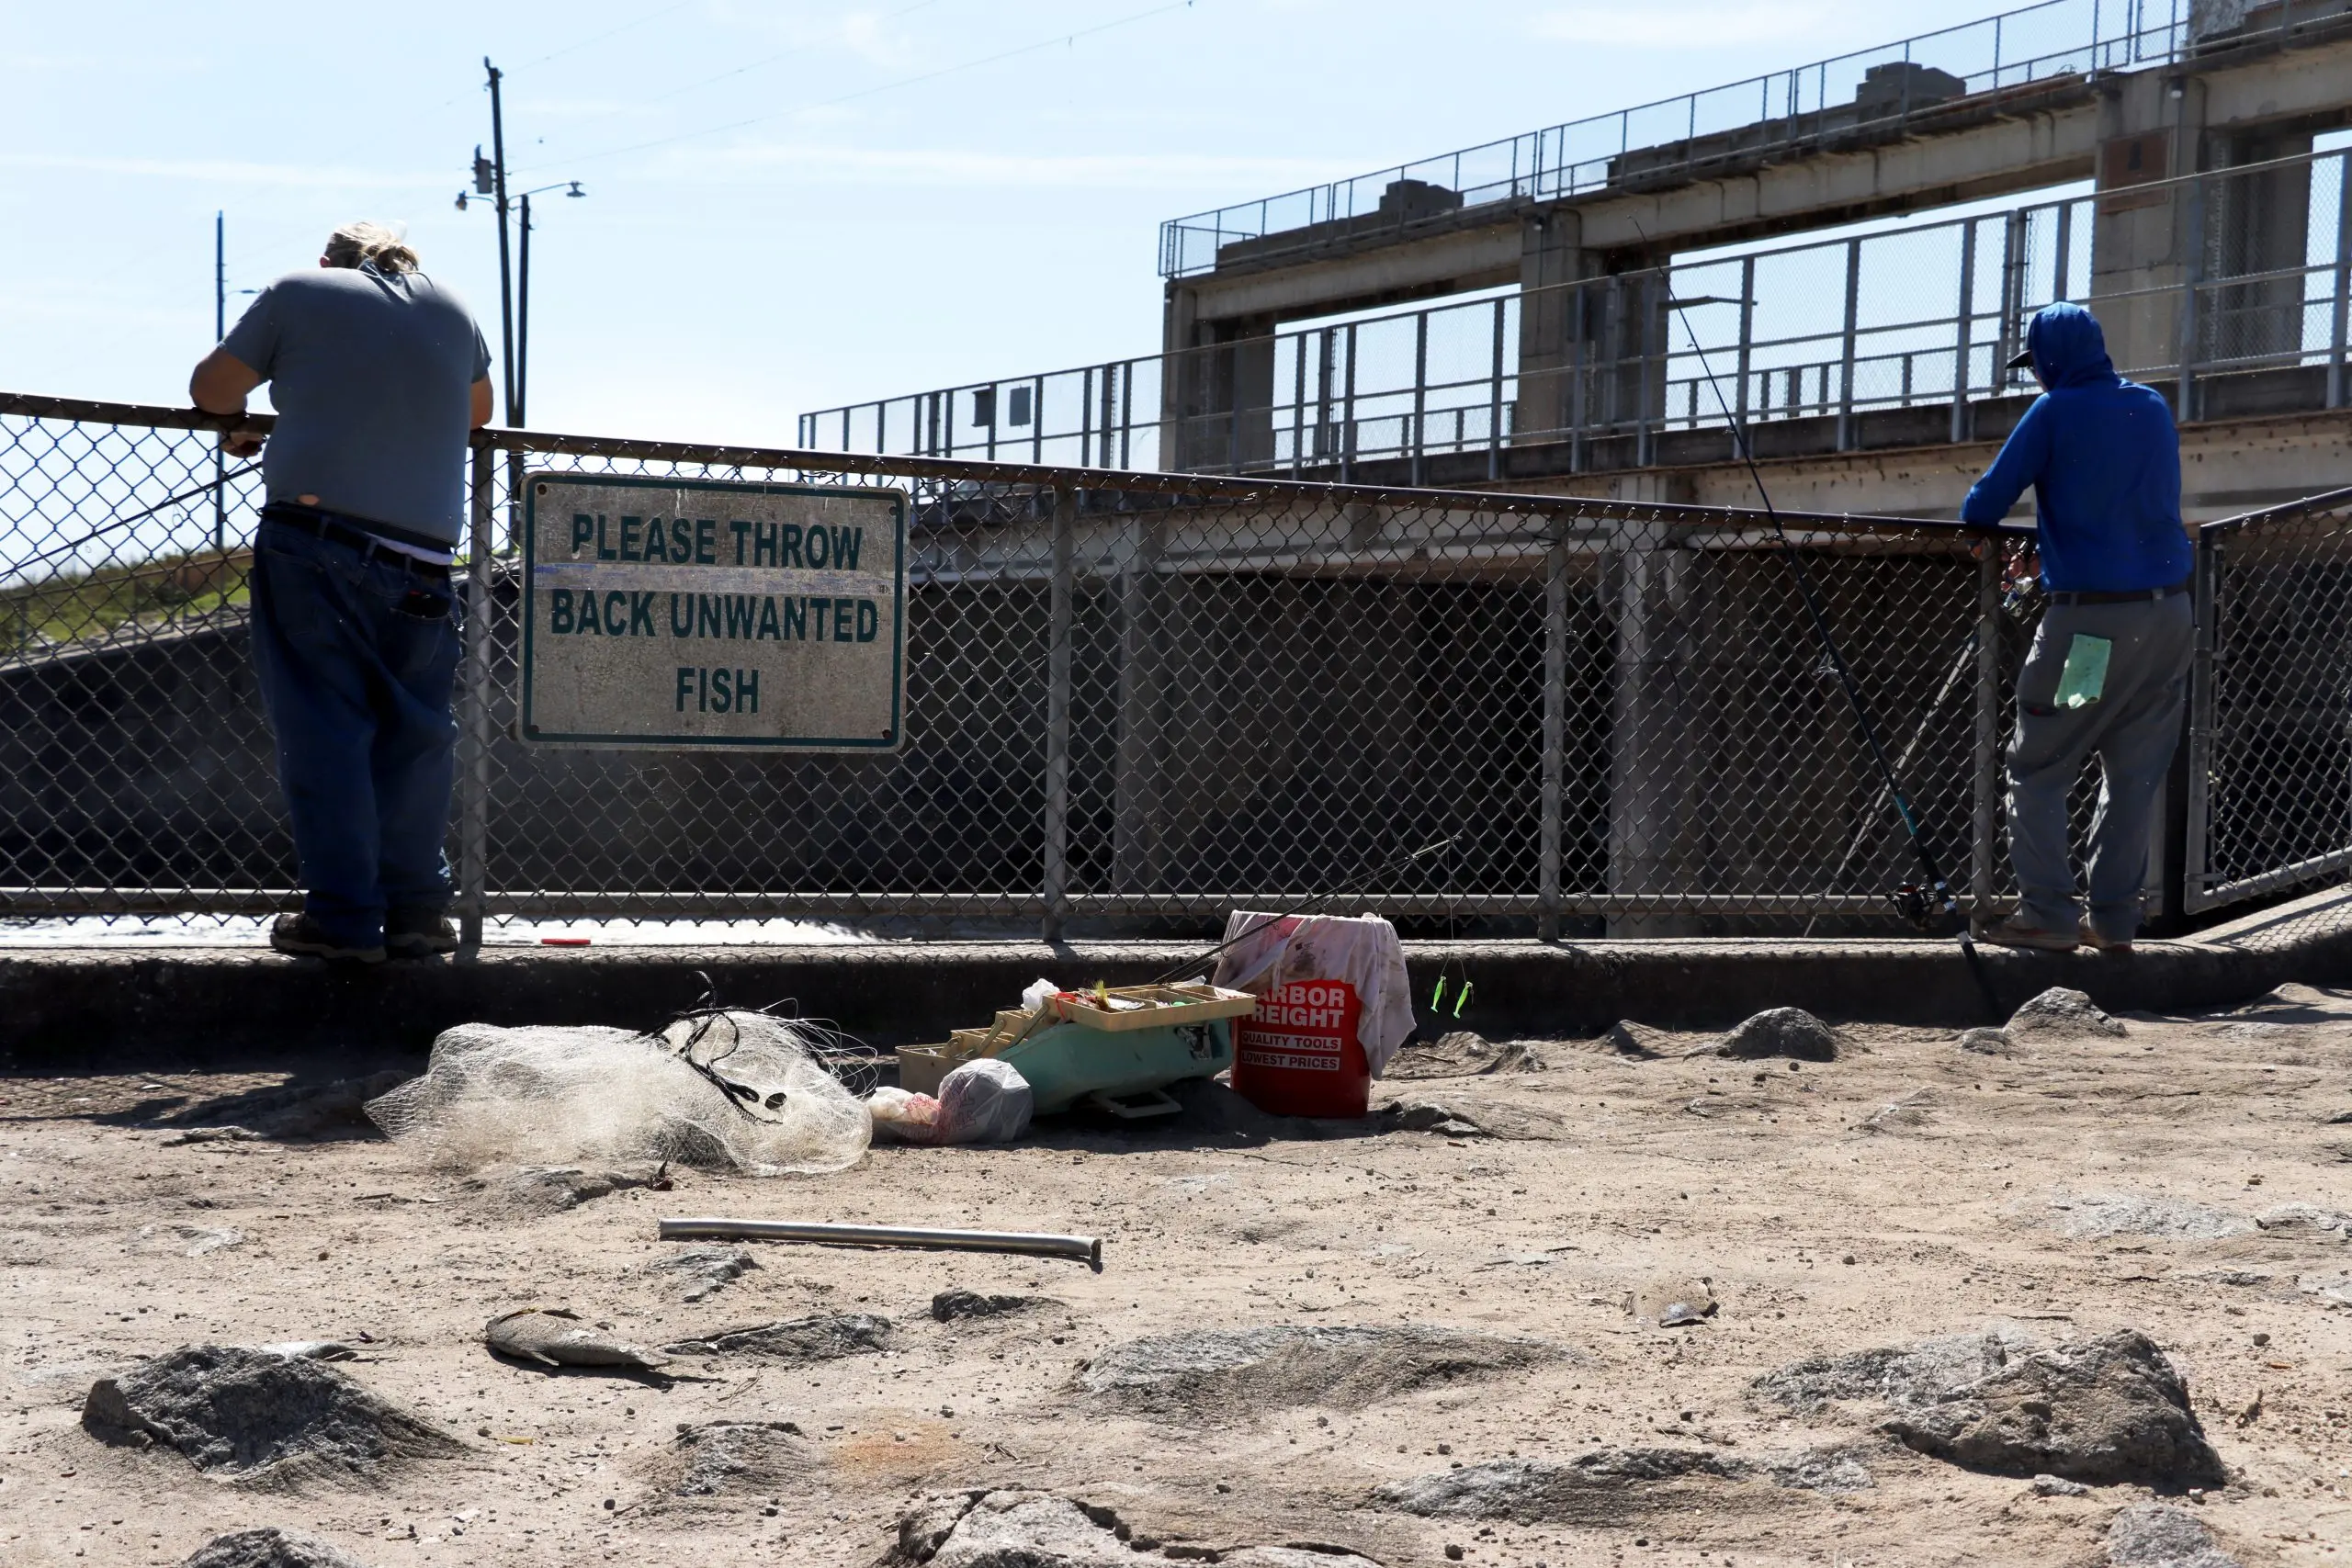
[263,505,451,580]
[2050,580,2188,606]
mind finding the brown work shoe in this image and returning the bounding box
[1977,912,2080,952]
[2077,919,2135,953]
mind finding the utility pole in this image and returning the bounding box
[484,57,515,424]
[517,193,532,427]
[213,210,226,551]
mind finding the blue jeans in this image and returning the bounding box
[249,519,461,948]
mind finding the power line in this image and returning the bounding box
[516,0,1198,175]
[641,0,956,107]
[514,0,697,71]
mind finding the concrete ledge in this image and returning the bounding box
[7,887,2348,1064]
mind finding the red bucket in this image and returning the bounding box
[1232,978,1372,1118]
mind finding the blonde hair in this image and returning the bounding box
[323,220,420,275]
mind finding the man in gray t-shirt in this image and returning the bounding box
[191,222,493,963]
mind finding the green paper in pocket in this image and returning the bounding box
[2053,632,2111,710]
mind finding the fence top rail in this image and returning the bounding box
[3,390,1998,540]
[2200,485,2352,535]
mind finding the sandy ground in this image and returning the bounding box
[8,983,2352,1567]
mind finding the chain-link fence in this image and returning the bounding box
[2185,485,2352,914]
[3,391,2341,938]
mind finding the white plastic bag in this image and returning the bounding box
[1019,977,1062,1013]
[866,1086,941,1143]
[933,1059,1034,1145]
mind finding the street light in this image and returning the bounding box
[514,181,586,427]
[456,164,586,427]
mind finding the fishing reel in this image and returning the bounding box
[1886,883,1941,931]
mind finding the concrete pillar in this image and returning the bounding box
[2092,65,2320,388]
[2088,71,2197,378]
[1603,472,1705,938]
[1515,210,1590,445]
[1159,281,1277,474]
[2207,128,2315,369]
[1110,514,1165,894]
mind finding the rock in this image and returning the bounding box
[2047,1193,2252,1241]
[2295,1271,2352,1304]
[1958,1027,2016,1055]
[2105,1502,2244,1567]
[486,1163,667,1215]
[1718,1009,1841,1062]
[932,1290,1047,1323]
[1880,1329,2224,1487]
[660,1313,892,1362]
[1762,1447,1875,1494]
[2007,987,2128,1040]
[81,1345,463,1480]
[654,1420,815,1497]
[648,1245,756,1302]
[2032,1473,2092,1496]
[1855,1088,1936,1134]
[1374,1450,1747,1523]
[1078,1325,1568,1417]
[1750,1325,2034,1414]
[1378,1100,1490,1138]
[1600,1021,1671,1058]
[130,1224,246,1258]
[882,1490,1379,1568]
[1387,1032,1548,1079]
[2254,1202,2352,1240]
[179,1528,373,1567]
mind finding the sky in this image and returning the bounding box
[5,0,2030,446]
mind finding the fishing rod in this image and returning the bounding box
[1146,834,1461,987]
[1635,226,1996,1008]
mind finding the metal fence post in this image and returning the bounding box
[1970,540,2001,920]
[2181,525,2222,914]
[1734,255,1755,457]
[1340,323,1358,482]
[1836,236,1860,450]
[2328,150,2351,410]
[1568,283,1588,471]
[1410,309,1430,485]
[1538,533,1568,941]
[1951,220,1977,444]
[458,437,496,948]
[1487,296,1506,481]
[1040,485,1077,943]
[2176,171,2207,423]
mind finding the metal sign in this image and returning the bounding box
[519,473,906,750]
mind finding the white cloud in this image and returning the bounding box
[1528,2,1871,48]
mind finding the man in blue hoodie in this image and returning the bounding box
[1960,301,2193,953]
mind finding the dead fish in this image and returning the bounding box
[485,1308,671,1371]
[260,1340,358,1361]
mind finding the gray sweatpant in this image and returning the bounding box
[2005,591,2193,941]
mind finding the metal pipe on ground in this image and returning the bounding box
[659,1216,1104,1271]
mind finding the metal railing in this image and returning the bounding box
[1157,0,2348,278]
[4,393,2343,937]
[806,147,2352,481]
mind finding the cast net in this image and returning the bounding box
[365,1011,872,1177]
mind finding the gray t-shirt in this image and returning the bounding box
[222,265,492,546]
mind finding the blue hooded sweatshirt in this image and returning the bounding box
[1958,302,2191,592]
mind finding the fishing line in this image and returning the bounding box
[1631,222,1998,1015]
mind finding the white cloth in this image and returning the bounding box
[1211,911,1415,1077]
